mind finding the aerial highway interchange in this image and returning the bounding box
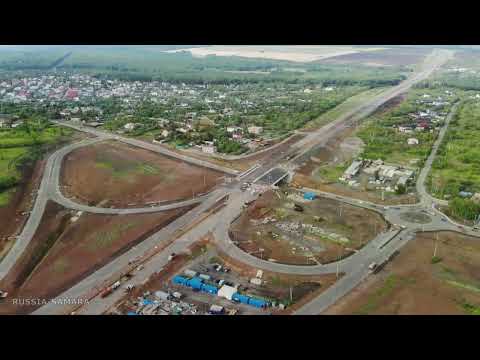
[2,47,479,315]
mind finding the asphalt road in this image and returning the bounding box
[416,101,460,208]
[52,121,239,176]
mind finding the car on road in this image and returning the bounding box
[168,253,176,261]
[0,290,8,299]
[368,263,377,272]
[441,218,447,222]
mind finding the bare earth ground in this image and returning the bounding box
[230,190,387,265]
[322,47,431,67]
[166,46,386,63]
[0,131,90,261]
[61,140,225,208]
[325,231,480,315]
[0,201,194,314]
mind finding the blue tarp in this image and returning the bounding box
[172,275,188,285]
[303,192,316,200]
[142,299,154,306]
[187,277,204,290]
[127,311,139,315]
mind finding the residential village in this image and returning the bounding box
[0,72,359,154]
[339,89,458,195]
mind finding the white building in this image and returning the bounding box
[407,138,419,145]
[344,160,363,179]
[161,129,170,138]
[217,285,237,300]
[248,126,263,135]
[201,143,216,154]
[124,123,137,131]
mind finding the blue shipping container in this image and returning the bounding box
[232,293,250,304]
[201,283,218,295]
[172,275,188,286]
[303,192,316,200]
[248,297,268,308]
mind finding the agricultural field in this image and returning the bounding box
[321,46,431,69]
[60,140,225,208]
[428,49,480,91]
[0,201,194,314]
[113,239,338,315]
[230,189,387,265]
[428,100,480,222]
[326,231,480,315]
[169,45,387,63]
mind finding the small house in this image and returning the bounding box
[248,126,263,135]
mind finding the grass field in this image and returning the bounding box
[429,100,480,198]
[0,125,72,207]
[315,163,348,183]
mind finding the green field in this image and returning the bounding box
[315,163,348,183]
[428,100,480,220]
[0,121,72,207]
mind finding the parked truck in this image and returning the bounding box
[100,287,113,298]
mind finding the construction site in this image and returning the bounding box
[229,188,388,265]
[109,238,338,315]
